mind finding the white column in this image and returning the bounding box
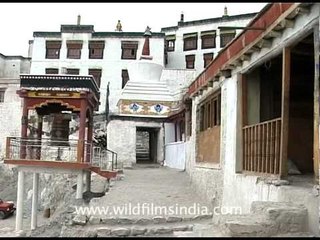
[85,171,91,192]
[15,170,25,232]
[31,173,39,230]
[76,170,83,199]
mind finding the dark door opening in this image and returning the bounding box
[288,32,315,175]
[136,127,158,164]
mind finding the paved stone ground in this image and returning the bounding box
[89,165,213,218]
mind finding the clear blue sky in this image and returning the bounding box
[0,2,268,56]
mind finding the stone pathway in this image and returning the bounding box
[89,165,212,218]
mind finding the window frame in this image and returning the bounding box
[45,68,59,74]
[88,69,102,88]
[121,69,129,88]
[66,68,80,75]
[121,41,138,60]
[183,33,198,51]
[45,41,61,59]
[203,53,214,68]
[185,54,195,69]
[0,88,6,103]
[199,91,221,132]
[201,31,216,49]
[66,41,83,59]
[89,41,105,59]
[220,31,236,48]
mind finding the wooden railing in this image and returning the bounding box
[5,137,118,171]
[243,118,281,174]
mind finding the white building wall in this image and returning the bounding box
[0,57,31,157]
[161,69,196,101]
[30,33,165,114]
[183,6,320,234]
[163,17,254,76]
[107,119,164,167]
[184,82,224,206]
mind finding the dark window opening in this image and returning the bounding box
[89,41,105,59]
[220,31,236,48]
[185,54,195,69]
[200,92,221,132]
[203,53,214,68]
[66,68,80,75]
[45,41,61,59]
[45,68,59,74]
[122,69,129,88]
[201,32,216,49]
[67,42,83,59]
[0,89,6,102]
[89,69,102,88]
[121,41,138,60]
[183,33,198,51]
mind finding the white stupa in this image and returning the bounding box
[117,26,174,117]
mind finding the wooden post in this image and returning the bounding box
[5,137,10,159]
[78,99,87,163]
[20,99,28,159]
[279,47,291,178]
[86,115,93,163]
[236,73,244,172]
[36,115,43,160]
[313,24,319,181]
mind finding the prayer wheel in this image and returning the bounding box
[50,113,71,146]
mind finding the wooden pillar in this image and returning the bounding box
[77,99,87,163]
[36,115,43,160]
[279,47,291,178]
[236,73,245,173]
[86,115,93,163]
[20,99,28,159]
[314,24,319,181]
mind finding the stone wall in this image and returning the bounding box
[107,118,164,167]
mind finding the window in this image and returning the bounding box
[88,69,102,88]
[66,68,79,75]
[201,31,216,49]
[220,30,236,48]
[200,92,221,132]
[183,33,198,51]
[89,41,105,59]
[165,35,176,52]
[0,89,5,103]
[121,41,138,60]
[203,53,214,68]
[185,55,195,69]
[122,69,129,88]
[45,68,59,74]
[67,41,83,59]
[45,41,61,59]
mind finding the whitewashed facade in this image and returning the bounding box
[184,3,320,235]
[161,12,257,75]
[29,25,165,114]
[0,54,30,156]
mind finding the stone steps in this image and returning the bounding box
[215,201,309,237]
[64,215,213,237]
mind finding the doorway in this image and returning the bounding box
[136,127,159,164]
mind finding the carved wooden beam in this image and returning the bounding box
[264,30,282,39]
[221,69,231,78]
[240,54,251,61]
[257,39,272,49]
[275,19,294,31]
